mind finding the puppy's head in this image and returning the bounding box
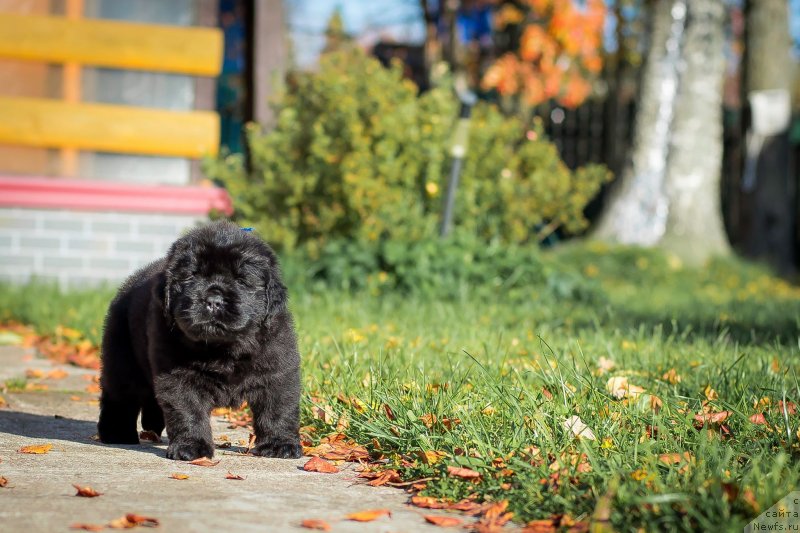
[162,221,287,344]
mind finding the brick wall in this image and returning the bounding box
[0,208,206,289]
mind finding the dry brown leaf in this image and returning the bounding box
[169,473,189,480]
[70,524,105,531]
[661,368,682,384]
[693,411,731,427]
[658,452,694,465]
[19,443,53,454]
[777,400,798,415]
[364,469,401,486]
[424,515,463,527]
[446,465,481,480]
[46,368,69,380]
[25,368,44,379]
[138,430,160,443]
[410,496,450,509]
[300,519,331,531]
[523,519,557,532]
[541,387,554,400]
[749,413,767,425]
[383,403,396,420]
[107,513,159,529]
[704,385,718,401]
[303,456,339,474]
[345,509,391,522]
[0,476,8,487]
[417,449,447,465]
[419,413,437,428]
[482,500,512,523]
[73,484,102,497]
[188,457,219,467]
[225,471,246,480]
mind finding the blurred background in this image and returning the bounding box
[0,0,799,286]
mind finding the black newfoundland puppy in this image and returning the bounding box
[97,221,301,460]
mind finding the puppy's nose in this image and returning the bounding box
[205,294,225,313]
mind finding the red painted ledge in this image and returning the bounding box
[0,176,233,216]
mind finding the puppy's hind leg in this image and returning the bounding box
[98,395,140,444]
[97,302,143,445]
[140,394,165,437]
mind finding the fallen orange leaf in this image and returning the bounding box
[694,411,731,426]
[70,524,105,531]
[365,469,401,486]
[424,515,463,527]
[658,452,694,465]
[19,443,53,454]
[85,384,101,394]
[25,368,44,379]
[446,465,481,480]
[188,457,219,467]
[225,471,245,480]
[303,456,339,474]
[46,369,69,380]
[73,484,102,497]
[749,413,767,425]
[107,513,159,529]
[345,509,391,522]
[0,476,8,487]
[300,519,331,531]
[523,519,557,532]
[138,431,160,443]
[169,473,189,480]
[410,496,450,509]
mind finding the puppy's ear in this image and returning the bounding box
[260,247,287,321]
[162,240,190,322]
[264,267,288,320]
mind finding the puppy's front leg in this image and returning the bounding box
[155,371,215,460]
[249,367,302,459]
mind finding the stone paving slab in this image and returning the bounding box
[0,346,469,532]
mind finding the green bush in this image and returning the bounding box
[205,48,611,255]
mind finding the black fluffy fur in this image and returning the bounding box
[97,221,301,460]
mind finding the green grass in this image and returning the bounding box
[2,243,799,531]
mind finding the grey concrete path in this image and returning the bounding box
[0,346,467,533]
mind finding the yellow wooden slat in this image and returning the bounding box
[0,96,219,158]
[0,13,222,76]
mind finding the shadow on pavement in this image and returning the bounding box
[0,410,168,458]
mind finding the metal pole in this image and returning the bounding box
[440,86,476,237]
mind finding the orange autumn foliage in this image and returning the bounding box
[483,0,606,108]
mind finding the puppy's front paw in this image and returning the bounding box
[166,438,214,461]
[251,439,302,459]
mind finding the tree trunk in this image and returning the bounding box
[659,0,730,262]
[593,0,730,264]
[252,0,287,131]
[741,0,795,275]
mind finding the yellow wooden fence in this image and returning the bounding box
[0,11,222,162]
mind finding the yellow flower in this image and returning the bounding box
[344,328,366,343]
[425,182,439,196]
[621,340,636,351]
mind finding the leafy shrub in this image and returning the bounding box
[205,47,611,257]
[279,231,605,304]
